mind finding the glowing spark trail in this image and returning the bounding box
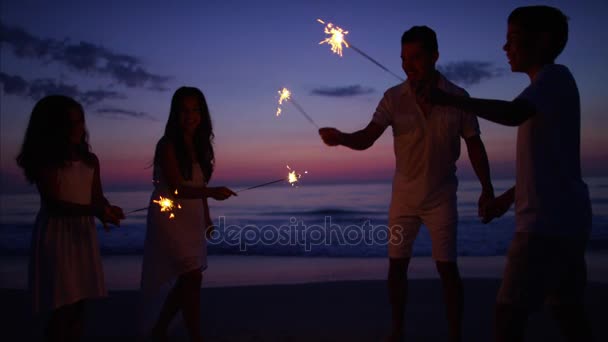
[317,19,349,57]
[237,166,308,193]
[127,190,181,218]
[317,19,404,82]
[275,87,319,128]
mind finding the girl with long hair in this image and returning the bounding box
[140,87,236,341]
[18,95,124,341]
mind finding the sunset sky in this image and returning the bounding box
[1,0,607,192]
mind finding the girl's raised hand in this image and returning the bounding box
[110,205,125,220]
[101,205,125,231]
[209,187,237,201]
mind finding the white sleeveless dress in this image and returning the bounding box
[140,162,208,294]
[29,160,107,313]
[138,163,208,335]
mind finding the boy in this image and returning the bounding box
[431,6,592,341]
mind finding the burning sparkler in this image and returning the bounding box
[286,165,307,185]
[276,88,290,117]
[275,87,319,128]
[317,19,404,82]
[317,19,349,57]
[278,87,291,106]
[127,189,182,219]
[237,165,308,193]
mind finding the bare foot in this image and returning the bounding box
[386,332,405,342]
[149,325,168,342]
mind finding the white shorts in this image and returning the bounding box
[496,232,587,311]
[388,198,458,262]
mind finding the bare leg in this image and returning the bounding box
[436,261,464,342]
[45,304,71,342]
[387,258,410,341]
[178,269,203,342]
[552,304,592,342]
[151,281,182,341]
[68,300,86,342]
[495,303,527,342]
[552,249,591,341]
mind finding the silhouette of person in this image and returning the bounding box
[140,87,236,342]
[429,6,592,342]
[18,95,124,341]
[319,26,494,342]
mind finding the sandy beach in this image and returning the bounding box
[2,254,607,341]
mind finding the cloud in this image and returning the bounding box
[26,79,80,100]
[0,21,171,91]
[0,22,61,60]
[0,72,28,95]
[0,72,125,106]
[79,90,126,106]
[310,85,375,97]
[437,61,504,86]
[95,107,158,121]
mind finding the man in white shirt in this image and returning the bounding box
[319,26,494,342]
[430,6,592,342]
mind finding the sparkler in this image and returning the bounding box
[317,19,349,57]
[127,190,182,219]
[317,19,404,82]
[237,165,308,193]
[276,87,319,128]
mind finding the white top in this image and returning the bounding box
[54,160,94,205]
[372,73,480,210]
[514,64,591,236]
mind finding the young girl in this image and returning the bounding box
[17,95,124,341]
[141,86,236,341]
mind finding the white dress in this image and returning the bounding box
[138,163,208,335]
[29,160,107,313]
[140,162,208,294]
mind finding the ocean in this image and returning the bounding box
[1,178,607,257]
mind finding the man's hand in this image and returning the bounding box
[481,190,513,223]
[478,189,495,224]
[319,127,343,146]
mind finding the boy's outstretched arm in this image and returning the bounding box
[431,89,536,127]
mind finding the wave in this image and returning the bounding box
[254,208,386,217]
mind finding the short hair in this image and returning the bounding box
[401,26,438,54]
[508,6,569,61]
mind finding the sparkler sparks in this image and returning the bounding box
[276,87,291,117]
[317,18,404,81]
[275,87,319,128]
[126,190,181,218]
[278,87,291,105]
[151,190,181,219]
[317,19,350,57]
[237,165,308,193]
[286,165,307,186]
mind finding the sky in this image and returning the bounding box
[1,0,607,193]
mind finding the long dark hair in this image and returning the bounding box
[154,87,215,182]
[16,95,94,184]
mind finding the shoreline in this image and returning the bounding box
[2,252,607,290]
